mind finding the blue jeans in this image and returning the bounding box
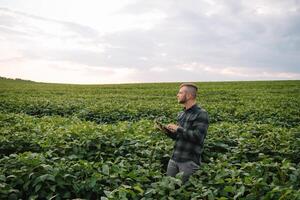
[166,159,200,183]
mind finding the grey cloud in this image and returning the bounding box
[0,7,101,40]
[1,0,300,82]
[108,0,300,73]
[0,7,106,66]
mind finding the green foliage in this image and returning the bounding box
[0,79,299,199]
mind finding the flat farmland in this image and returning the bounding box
[0,78,299,199]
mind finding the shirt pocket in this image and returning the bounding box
[187,114,200,129]
[187,114,198,121]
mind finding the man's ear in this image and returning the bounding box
[186,92,192,100]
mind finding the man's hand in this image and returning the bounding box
[166,124,179,133]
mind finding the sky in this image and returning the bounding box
[0,0,299,84]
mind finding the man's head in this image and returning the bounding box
[177,83,198,104]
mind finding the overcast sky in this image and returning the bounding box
[0,0,299,84]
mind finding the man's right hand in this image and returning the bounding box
[155,122,170,133]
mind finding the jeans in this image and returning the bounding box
[166,159,200,183]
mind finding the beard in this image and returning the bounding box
[178,95,187,104]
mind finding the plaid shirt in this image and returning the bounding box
[166,104,209,165]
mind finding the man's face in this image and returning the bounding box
[177,87,188,104]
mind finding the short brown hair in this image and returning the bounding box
[179,82,198,98]
[180,82,198,90]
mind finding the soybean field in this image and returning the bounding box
[0,77,299,199]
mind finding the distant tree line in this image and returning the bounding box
[0,76,34,82]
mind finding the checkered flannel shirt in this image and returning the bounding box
[166,104,209,165]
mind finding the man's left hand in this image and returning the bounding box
[166,124,179,133]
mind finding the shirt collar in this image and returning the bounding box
[183,103,198,112]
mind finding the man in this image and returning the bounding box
[162,83,209,183]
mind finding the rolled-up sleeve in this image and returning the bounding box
[165,130,178,140]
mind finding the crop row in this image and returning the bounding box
[1,94,299,127]
[0,113,299,199]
